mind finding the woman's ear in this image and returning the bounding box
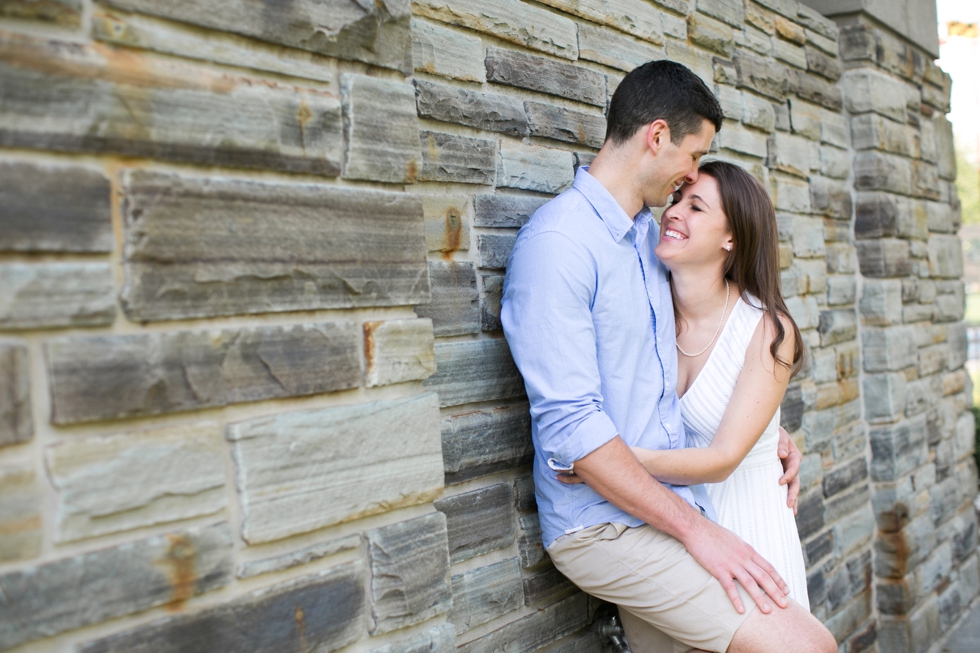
[723,237,733,252]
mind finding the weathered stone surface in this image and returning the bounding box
[869,416,928,482]
[479,234,518,270]
[497,142,575,193]
[367,512,452,634]
[768,131,811,177]
[0,466,41,562]
[0,0,80,24]
[414,79,529,136]
[819,145,850,179]
[788,98,821,139]
[688,12,734,57]
[515,475,537,511]
[482,273,504,332]
[415,261,480,336]
[363,318,436,388]
[526,101,605,148]
[0,33,343,175]
[824,458,869,498]
[717,120,768,158]
[928,235,964,279]
[443,403,533,485]
[851,113,918,157]
[863,326,918,373]
[774,37,808,69]
[46,422,226,543]
[853,151,912,195]
[0,340,31,446]
[413,0,578,59]
[912,161,940,200]
[451,558,524,633]
[698,0,744,27]
[810,175,852,219]
[856,238,912,277]
[734,51,791,100]
[0,161,112,253]
[485,47,605,107]
[523,565,576,605]
[423,194,471,254]
[860,279,904,326]
[91,8,339,84]
[474,194,549,228]
[741,92,776,132]
[819,309,857,346]
[424,339,524,407]
[0,522,233,650]
[80,561,364,653]
[420,130,496,184]
[0,263,114,330]
[864,373,907,422]
[413,18,485,82]
[228,393,441,544]
[47,322,362,424]
[367,624,456,653]
[791,70,843,111]
[518,513,546,568]
[237,534,361,579]
[577,22,665,72]
[119,171,429,321]
[806,45,842,80]
[103,0,412,72]
[770,175,811,213]
[842,69,911,123]
[935,116,956,181]
[342,74,420,183]
[537,0,664,43]
[436,483,515,562]
[458,593,588,653]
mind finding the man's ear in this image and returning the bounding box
[645,120,670,156]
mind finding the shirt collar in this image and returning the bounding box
[573,167,655,245]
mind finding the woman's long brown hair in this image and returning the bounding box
[697,160,807,377]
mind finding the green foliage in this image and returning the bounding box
[957,149,980,225]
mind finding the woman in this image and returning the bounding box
[560,160,811,609]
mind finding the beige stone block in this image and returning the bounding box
[0,466,41,562]
[364,318,437,388]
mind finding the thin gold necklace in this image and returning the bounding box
[676,279,730,357]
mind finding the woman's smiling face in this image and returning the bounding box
[654,174,733,270]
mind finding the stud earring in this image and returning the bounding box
[724,244,731,251]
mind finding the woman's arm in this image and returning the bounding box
[632,312,796,485]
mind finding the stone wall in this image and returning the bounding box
[0,2,972,653]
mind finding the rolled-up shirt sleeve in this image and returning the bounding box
[501,229,620,465]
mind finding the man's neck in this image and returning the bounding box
[586,148,645,219]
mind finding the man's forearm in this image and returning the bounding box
[572,435,703,544]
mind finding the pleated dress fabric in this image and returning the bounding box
[679,295,810,610]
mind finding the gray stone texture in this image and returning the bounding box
[474,194,549,228]
[482,273,504,332]
[734,51,791,100]
[577,22,665,73]
[367,512,452,635]
[419,130,496,184]
[525,101,605,148]
[436,483,516,563]
[45,422,226,543]
[0,522,233,650]
[424,339,525,407]
[0,33,343,175]
[0,161,112,253]
[342,74,421,183]
[103,0,412,72]
[363,318,437,388]
[523,565,576,605]
[497,141,575,193]
[367,624,456,653]
[450,558,524,633]
[458,592,589,653]
[414,79,529,137]
[0,466,41,562]
[228,393,442,544]
[413,18,485,83]
[0,263,115,330]
[0,340,31,446]
[414,261,480,337]
[479,233,517,270]
[79,562,365,653]
[442,403,533,485]
[537,0,664,44]
[423,194,472,254]
[485,47,606,107]
[237,534,361,579]
[518,513,546,568]
[856,239,912,278]
[119,171,429,321]
[688,12,735,57]
[842,69,913,123]
[46,322,362,424]
[413,0,578,60]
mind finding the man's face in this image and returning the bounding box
[645,120,716,208]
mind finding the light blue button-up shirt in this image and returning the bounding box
[502,168,712,548]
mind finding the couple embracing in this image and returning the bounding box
[500,60,838,653]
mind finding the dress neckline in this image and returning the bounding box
[677,296,744,402]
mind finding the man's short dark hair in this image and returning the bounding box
[605,60,724,146]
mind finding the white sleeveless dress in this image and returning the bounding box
[680,295,810,609]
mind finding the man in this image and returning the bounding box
[500,61,836,653]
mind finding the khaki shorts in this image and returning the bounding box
[547,522,756,653]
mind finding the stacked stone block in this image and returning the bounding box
[0,1,973,653]
[833,13,978,653]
